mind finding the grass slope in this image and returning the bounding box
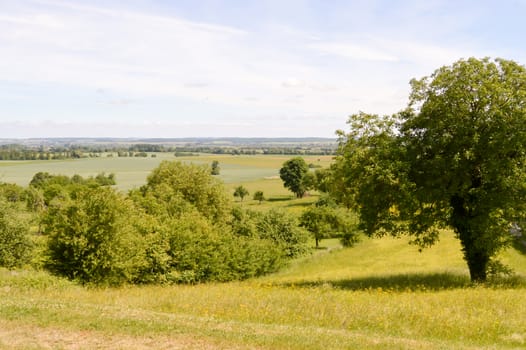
[1,233,525,349]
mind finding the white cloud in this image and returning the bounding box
[308,42,399,62]
[1,0,522,137]
[281,78,306,88]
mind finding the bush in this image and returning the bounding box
[0,199,33,268]
[0,183,25,202]
[256,209,310,258]
[158,211,284,283]
[141,161,231,224]
[35,163,313,285]
[43,186,146,285]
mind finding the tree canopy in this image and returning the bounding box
[279,157,311,198]
[253,190,265,204]
[331,57,526,282]
[233,185,249,201]
[140,161,231,224]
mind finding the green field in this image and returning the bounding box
[0,153,327,211]
[0,153,331,192]
[1,153,525,349]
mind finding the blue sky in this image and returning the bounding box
[1,0,525,138]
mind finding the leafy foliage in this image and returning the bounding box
[158,211,284,283]
[29,172,116,206]
[0,199,33,268]
[279,157,311,198]
[253,190,265,204]
[0,183,25,202]
[43,186,146,285]
[127,162,308,284]
[300,205,360,248]
[331,58,526,282]
[256,209,310,258]
[9,159,314,285]
[140,161,231,224]
[233,185,249,201]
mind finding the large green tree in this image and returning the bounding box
[332,58,526,282]
[279,157,311,198]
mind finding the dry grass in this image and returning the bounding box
[0,320,249,350]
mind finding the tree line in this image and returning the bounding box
[0,143,336,161]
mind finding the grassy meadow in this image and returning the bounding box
[1,234,525,349]
[1,153,526,349]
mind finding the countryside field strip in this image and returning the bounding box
[0,320,239,350]
[0,296,498,350]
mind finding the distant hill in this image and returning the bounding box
[0,137,336,147]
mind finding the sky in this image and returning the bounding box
[1,0,525,138]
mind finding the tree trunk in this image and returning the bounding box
[450,194,489,283]
[455,224,490,282]
[464,247,489,283]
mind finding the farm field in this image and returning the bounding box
[1,233,525,349]
[0,153,332,192]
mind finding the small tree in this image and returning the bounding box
[279,157,311,198]
[300,206,359,248]
[253,190,265,204]
[300,206,332,248]
[211,160,220,175]
[234,185,249,201]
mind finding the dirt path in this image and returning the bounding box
[0,320,250,350]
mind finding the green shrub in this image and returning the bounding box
[0,199,33,268]
[159,211,284,283]
[43,186,146,285]
[230,206,259,237]
[300,205,360,248]
[141,161,231,224]
[0,183,25,202]
[256,209,310,258]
